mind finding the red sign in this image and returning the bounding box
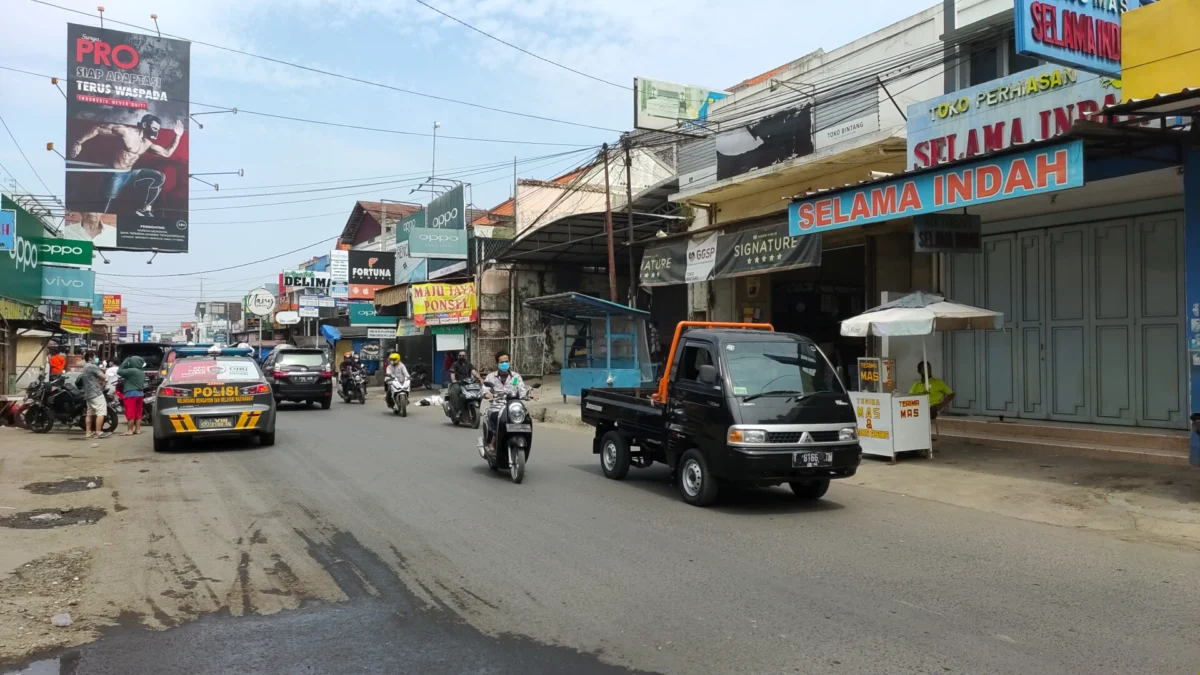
[61,305,93,334]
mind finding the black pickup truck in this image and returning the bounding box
[581,325,861,506]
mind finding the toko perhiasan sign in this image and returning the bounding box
[906,65,1121,170]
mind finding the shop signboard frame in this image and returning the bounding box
[41,266,96,304]
[639,219,822,287]
[410,185,467,259]
[0,209,15,252]
[634,77,729,133]
[37,237,93,267]
[411,282,477,327]
[788,140,1084,237]
[348,301,399,327]
[282,270,331,289]
[1013,0,1125,78]
[0,197,44,306]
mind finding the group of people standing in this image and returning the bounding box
[48,344,147,439]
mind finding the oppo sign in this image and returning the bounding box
[8,235,38,272]
[430,207,460,229]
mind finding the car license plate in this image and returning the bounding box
[793,451,833,468]
[295,376,315,383]
[198,417,235,430]
[507,424,532,432]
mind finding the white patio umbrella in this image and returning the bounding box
[840,291,1003,394]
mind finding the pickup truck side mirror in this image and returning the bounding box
[697,364,718,385]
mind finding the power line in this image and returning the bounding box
[0,113,58,199]
[0,64,600,148]
[28,0,623,134]
[414,0,629,91]
[95,236,337,278]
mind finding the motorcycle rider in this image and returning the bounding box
[482,351,533,454]
[384,353,410,408]
[447,350,480,418]
[339,351,363,398]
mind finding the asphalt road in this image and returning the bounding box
[9,398,1200,675]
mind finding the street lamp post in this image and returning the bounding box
[432,122,440,179]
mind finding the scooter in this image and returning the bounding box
[27,375,120,434]
[409,364,433,391]
[477,382,540,484]
[443,378,483,428]
[386,374,410,417]
[339,370,367,404]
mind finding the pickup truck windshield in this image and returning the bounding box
[724,341,844,398]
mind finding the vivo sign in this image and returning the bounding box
[40,266,94,302]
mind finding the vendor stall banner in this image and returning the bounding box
[410,185,467,259]
[41,266,96,303]
[37,237,93,267]
[1014,0,1124,78]
[102,293,121,314]
[411,282,477,327]
[716,105,814,181]
[60,304,93,333]
[906,65,1120,170]
[913,214,983,253]
[639,240,687,287]
[348,301,398,326]
[716,220,822,278]
[64,24,191,252]
[282,270,331,289]
[789,140,1084,236]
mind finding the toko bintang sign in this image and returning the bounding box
[788,141,1084,236]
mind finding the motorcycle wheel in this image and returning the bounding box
[469,406,480,429]
[103,410,119,433]
[509,442,526,484]
[28,407,54,434]
[399,394,408,418]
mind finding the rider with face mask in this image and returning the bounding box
[482,351,530,452]
[447,349,480,418]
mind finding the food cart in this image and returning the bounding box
[522,292,653,402]
[840,292,1002,462]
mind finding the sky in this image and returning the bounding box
[0,0,938,331]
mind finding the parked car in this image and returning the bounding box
[263,346,333,409]
[581,322,861,506]
[152,350,277,451]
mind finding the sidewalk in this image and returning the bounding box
[524,376,1200,549]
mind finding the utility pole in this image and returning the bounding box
[602,143,617,302]
[624,138,636,307]
[432,121,441,179]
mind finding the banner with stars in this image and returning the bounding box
[640,218,821,286]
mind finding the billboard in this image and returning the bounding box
[61,304,93,334]
[282,269,331,289]
[396,209,425,246]
[906,65,1121,170]
[102,293,122,313]
[0,197,43,306]
[37,237,93,267]
[329,249,349,283]
[347,250,395,300]
[1014,0,1124,78]
[0,209,13,252]
[64,24,191,252]
[348,301,398,326]
[634,77,729,133]
[410,185,467,259]
[716,105,814,181]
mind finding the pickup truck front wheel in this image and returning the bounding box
[600,431,631,480]
[678,449,719,506]
[789,479,830,500]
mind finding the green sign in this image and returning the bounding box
[409,227,467,259]
[0,196,44,306]
[396,209,425,245]
[348,301,399,326]
[430,325,466,335]
[37,237,93,267]
[411,185,467,259]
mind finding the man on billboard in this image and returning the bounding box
[69,114,186,219]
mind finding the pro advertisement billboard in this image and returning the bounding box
[64,24,191,252]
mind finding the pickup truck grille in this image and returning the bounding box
[767,430,841,444]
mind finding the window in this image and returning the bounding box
[1008,40,1039,74]
[958,29,1042,91]
[277,352,326,367]
[723,341,844,397]
[969,45,999,87]
[678,344,716,382]
[168,358,261,384]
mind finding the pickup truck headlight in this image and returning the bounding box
[507,402,527,424]
[729,428,767,443]
[839,426,858,441]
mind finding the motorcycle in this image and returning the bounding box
[386,374,411,417]
[27,375,120,434]
[12,376,47,429]
[339,370,367,404]
[409,364,433,391]
[443,378,483,428]
[477,382,540,484]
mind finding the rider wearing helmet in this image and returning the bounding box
[384,353,410,409]
[339,350,363,395]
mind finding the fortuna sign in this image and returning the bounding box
[788,141,1083,236]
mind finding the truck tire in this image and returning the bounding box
[600,430,631,480]
[678,449,719,506]
[789,479,830,500]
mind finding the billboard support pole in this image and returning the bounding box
[624,138,636,307]
[602,143,617,302]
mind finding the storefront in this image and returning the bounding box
[1,197,48,394]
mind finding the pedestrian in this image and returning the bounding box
[47,344,66,377]
[79,350,110,439]
[117,355,146,436]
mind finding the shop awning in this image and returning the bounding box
[494,177,686,267]
[373,284,409,308]
[523,292,649,321]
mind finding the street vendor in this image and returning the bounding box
[911,361,954,417]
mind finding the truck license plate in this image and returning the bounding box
[793,451,833,468]
[198,417,235,430]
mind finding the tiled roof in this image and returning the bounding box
[340,200,421,244]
